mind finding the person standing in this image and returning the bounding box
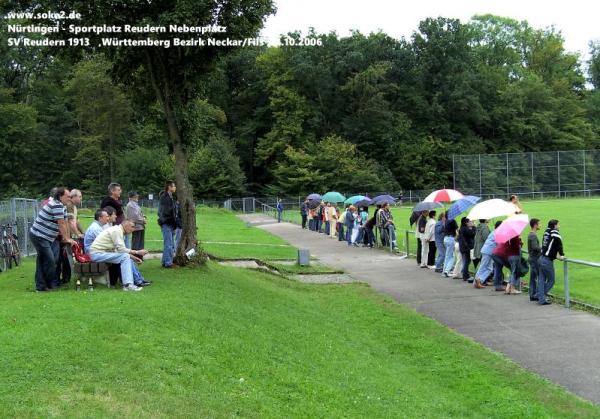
[527,218,541,301]
[420,211,434,268]
[473,219,489,269]
[492,237,522,294]
[345,205,356,246]
[458,217,476,282]
[442,217,458,277]
[474,221,502,289]
[276,199,283,223]
[126,191,146,250]
[379,203,397,250]
[510,195,523,214]
[328,203,338,239]
[29,187,76,291]
[425,211,437,268]
[434,212,446,272]
[101,183,125,225]
[300,200,308,229]
[537,219,565,305]
[416,211,427,266]
[323,202,332,235]
[158,181,177,268]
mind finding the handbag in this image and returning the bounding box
[72,242,92,263]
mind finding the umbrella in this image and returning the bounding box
[495,214,529,244]
[412,201,444,213]
[423,189,464,203]
[322,191,346,203]
[467,199,518,220]
[306,193,321,201]
[447,196,481,221]
[355,198,373,208]
[372,194,396,205]
[344,195,366,205]
[307,199,321,209]
[409,212,420,226]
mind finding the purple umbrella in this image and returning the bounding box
[306,193,321,201]
[372,194,396,205]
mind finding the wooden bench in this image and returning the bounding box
[71,242,110,291]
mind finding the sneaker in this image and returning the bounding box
[123,284,143,292]
[434,268,443,273]
[420,265,428,268]
[538,299,551,305]
[140,280,152,286]
[443,272,449,278]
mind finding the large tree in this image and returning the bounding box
[24,0,275,263]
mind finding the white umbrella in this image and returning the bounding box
[423,189,464,203]
[467,199,518,220]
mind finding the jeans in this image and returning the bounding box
[325,221,330,235]
[160,224,175,267]
[476,253,494,282]
[308,218,315,231]
[492,255,509,290]
[356,227,365,244]
[132,263,145,285]
[537,256,555,303]
[338,222,345,241]
[508,255,521,287]
[315,218,322,233]
[90,252,134,286]
[175,227,182,249]
[443,236,455,274]
[277,210,282,223]
[461,250,471,279]
[301,215,307,229]
[30,232,58,291]
[387,225,397,246]
[435,239,445,269]
[529,258,539,299]
[346,225,353,245]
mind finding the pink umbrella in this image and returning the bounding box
[423,189,464,203]
[495,214,529,244]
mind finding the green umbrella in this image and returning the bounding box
[344,195,366,205]
[322,191,346,203]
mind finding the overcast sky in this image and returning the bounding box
[261,0,600,59]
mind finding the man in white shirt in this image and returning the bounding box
[89,220,148,291]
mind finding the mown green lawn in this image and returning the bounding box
[1,258,598,418]
[80,207,298,260]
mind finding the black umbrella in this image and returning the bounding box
[372,194,396,205]
[409,212,420,226]
[412,201,444,213]
[307,199,321,209]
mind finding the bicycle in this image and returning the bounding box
[1,224,21,270]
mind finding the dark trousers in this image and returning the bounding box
[473,258,480,269]
[56,242,71,283]
[325,221,330,235]
[529,257,539,299]
[109,264,122,286]
[338,223,345,241]
[492,255,509,290]
[30,232,58,291]
[131,229,145,250]
[365,227,374,247]
[461,250,471,279]
[416,238,422,265]
[301,215,307,229]
[427,241,436,266]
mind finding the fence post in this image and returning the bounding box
[405,230,410,257]
[563,259,570,308]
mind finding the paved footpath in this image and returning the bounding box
[239,214,600,405]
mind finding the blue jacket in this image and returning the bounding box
[480,231,497,256]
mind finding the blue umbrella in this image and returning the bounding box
[447,196,481,221]
[355,198,373,207]
[306,193,321,201]
[372,194,396,205]
[344,195,366,205]
[412,201,444,213]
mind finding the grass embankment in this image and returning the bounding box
[1,258,598,417]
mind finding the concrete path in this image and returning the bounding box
[240,214,600,405]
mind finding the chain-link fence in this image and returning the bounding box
[453,150,600,199]
[0,198,40,256]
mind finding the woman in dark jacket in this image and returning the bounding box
[458,217,476,281]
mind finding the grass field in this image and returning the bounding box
[80,207,298,260]
[2,258,599,417]
[279,198,600,307]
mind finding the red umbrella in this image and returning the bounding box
[423,189,464,203]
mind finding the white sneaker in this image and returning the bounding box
[123,284,143,292]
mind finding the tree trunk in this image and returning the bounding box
[144,50,200,265]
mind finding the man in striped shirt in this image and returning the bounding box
[29,187,76,292]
